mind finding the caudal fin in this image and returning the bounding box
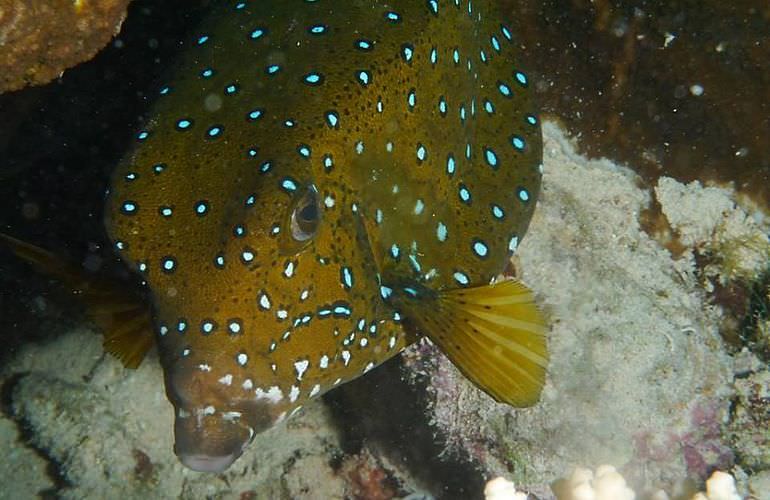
[0,233,153,368]
[397,278,548,407]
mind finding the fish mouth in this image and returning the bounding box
[173,410,254,473]
[178,451,241,473]
[163,354,279,472]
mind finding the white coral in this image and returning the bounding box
[693,471,742,500]
[551,467,744,500]
[484,477,528,500]
[553,465,635,500]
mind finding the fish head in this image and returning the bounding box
[140,178,326,469]
[155,181,325,472]
[109,157,399,470]
[164,348,276,473]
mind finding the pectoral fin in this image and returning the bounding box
[0,233,153,368]
[396,278,548,407]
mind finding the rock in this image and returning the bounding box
[2,327,347,498]
[727,369,770,471]
[0,414,53,496]
[0,0,131,93]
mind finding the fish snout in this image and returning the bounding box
[165,362,278,472]
[173,409,253,473]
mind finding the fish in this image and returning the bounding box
[103,0,547,473]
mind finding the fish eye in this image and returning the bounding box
[290,185,320,242]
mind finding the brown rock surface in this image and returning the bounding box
[0,0,130,93]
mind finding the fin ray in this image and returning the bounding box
[396,278,548,407]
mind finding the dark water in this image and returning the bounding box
[0,0,212,366]
[505,0,770,206]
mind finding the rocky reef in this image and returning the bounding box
[0,0,131,93]
[401,123,770,499]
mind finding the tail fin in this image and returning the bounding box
[0,233,153,368]
[396,278,548,407]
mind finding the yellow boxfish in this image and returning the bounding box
[89,0,544,473]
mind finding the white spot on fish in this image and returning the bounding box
[294,359,309,380]
[508,236,519,252]
[255,386,283,403]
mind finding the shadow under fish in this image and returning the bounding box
[3,0,548,473]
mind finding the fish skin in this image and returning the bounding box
[106,0,542,472]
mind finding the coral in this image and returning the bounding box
[551,465,635,500]
[655,177,770,287]
[633,400,734,481]
[742,272,770,360]
[0,0,130,93]
[484,477,528,500]
[550,468,744,500]
[692,471,742,500]
[1,328,439,498]
[726,368,770,471]
[0,415,53,494]
[339,448,399,500]
[747,469,770,498]
[1,328,350,499]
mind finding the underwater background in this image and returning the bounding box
[0,0,768,498]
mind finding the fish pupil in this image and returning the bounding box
[298,202,317,223]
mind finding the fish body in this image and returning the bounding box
[106,0,545,472]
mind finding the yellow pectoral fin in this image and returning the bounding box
[399,278,548,407]
[1,233,154,369]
